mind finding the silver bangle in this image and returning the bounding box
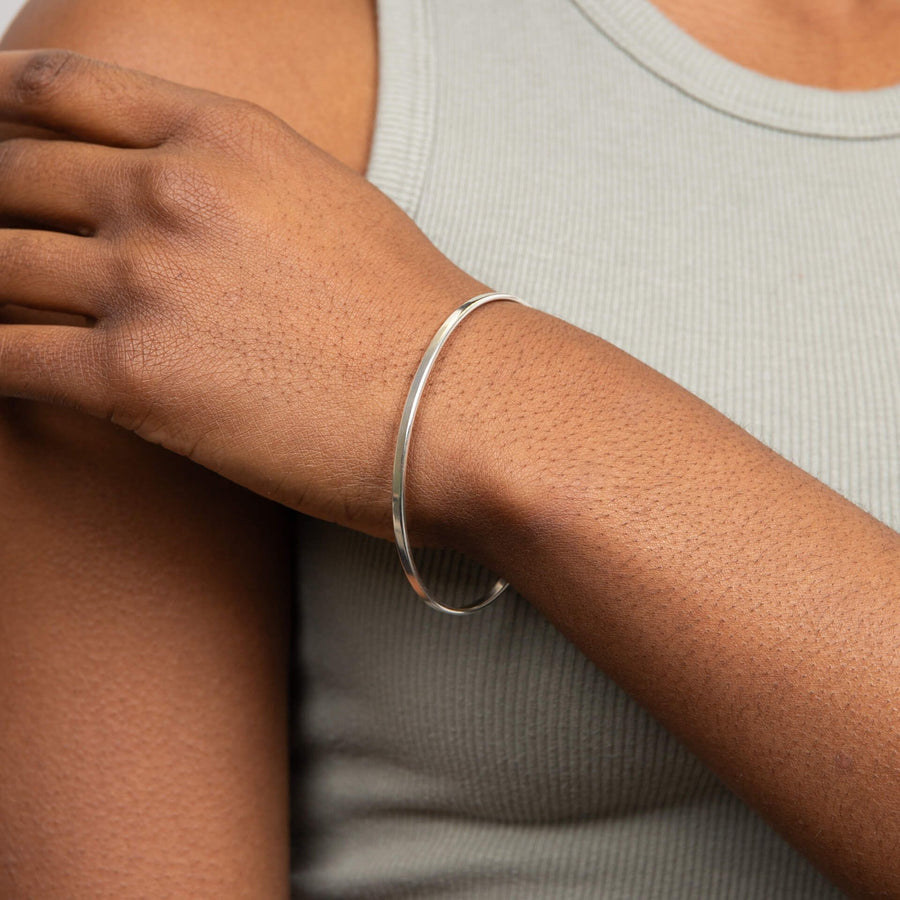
[391,292,525,615]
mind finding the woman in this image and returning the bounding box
[0,0,897,896]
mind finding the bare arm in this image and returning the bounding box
[0,403,294,897]
[0,1,375,896]
[413,301,900,898]
[5,2,891,894]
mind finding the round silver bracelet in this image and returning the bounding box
[391,292,525,615]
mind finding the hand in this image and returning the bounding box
[0,50,489,541]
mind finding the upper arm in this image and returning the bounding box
[0,1,374,896]
[0,403,294,897]
[2,0,377,172]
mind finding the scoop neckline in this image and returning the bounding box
[569,0,900,139]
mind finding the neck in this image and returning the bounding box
[649,0,900,89]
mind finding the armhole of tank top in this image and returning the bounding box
[364,0,435,218]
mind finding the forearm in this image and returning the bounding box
[413,299,900,897]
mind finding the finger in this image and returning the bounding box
[0,322,107,413]
[0,229,111,317]
[0,137,125,233]
[0,50,209,148]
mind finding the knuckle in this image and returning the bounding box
[133,154,221,227]
[104,329,145,388]
[13,50,80,104]
[112,241,175,305]
[180,95,283,154]
[100,324,168,402]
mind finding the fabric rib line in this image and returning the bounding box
[570,0,900,138]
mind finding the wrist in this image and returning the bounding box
[401,293,553,561]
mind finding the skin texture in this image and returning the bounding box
[0,40,898,898]
[650,0,900,89]
[0,0,898,898]
[416,302,900,899]
[0,1,376,897]
[0,48,485,538]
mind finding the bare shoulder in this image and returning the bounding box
[3,0,377,172]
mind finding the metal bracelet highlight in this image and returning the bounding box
[391,292,524,615]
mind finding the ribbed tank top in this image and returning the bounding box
[292,0,900,896]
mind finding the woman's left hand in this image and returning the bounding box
[0,50,489,540]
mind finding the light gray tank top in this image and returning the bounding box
[292,0,900,896]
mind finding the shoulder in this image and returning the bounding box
[2,0,377,172]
